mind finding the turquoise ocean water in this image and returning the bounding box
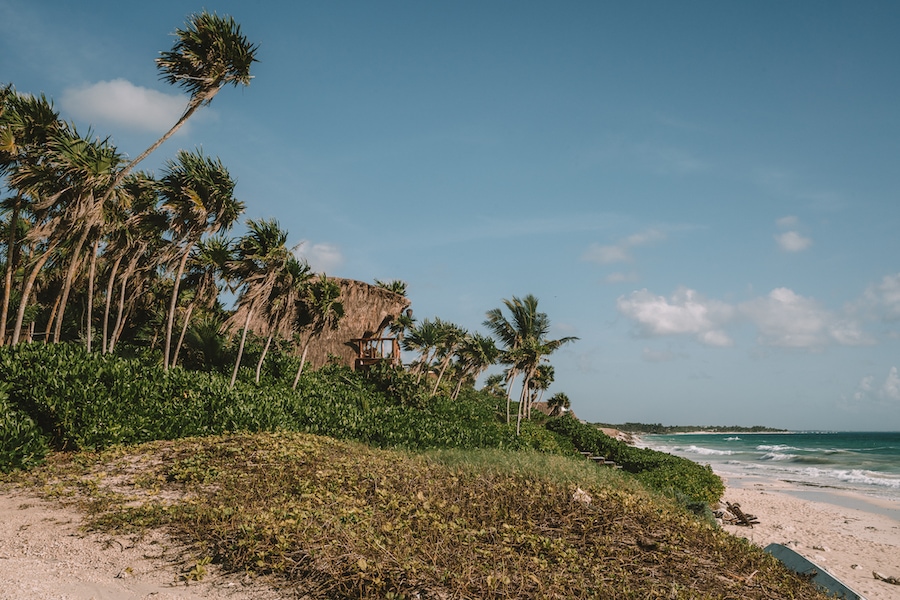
[641,432,900,503]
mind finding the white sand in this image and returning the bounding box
[719,474,900,600]
[0,490,286,600]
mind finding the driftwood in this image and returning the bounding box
[873,571,900,585]
[725,502,759,527]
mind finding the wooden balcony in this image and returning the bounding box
[351,337,402,370]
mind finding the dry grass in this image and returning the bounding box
[4,431,830,599]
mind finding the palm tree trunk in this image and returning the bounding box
[101,254,123,353]
[0,198,21,346]
[109,262,135,353]
[516,374,531,436]
[230,304,254,389]
[171,302,195,368]
[292,339,311,390]
[52,224,92,343]
[255,331,274,384]
[504,369,517,425]
[11,246,57,345]
[100,90,217,207]
[85,237,100,352]
[431,355,454,396]
[163,246,192,369]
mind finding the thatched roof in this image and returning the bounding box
[299,278,411,369]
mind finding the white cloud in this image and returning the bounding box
[59,79,187,134]
[616,287,734,347]
[775,230,812,252]
[852,368,900,405]
[295,241,344,274]
[583,228,665,265]
[618,285,871,351]
[739,287,868,349]
[882,367,900,401]
[861,273,900,321]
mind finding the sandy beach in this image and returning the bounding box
[719,474,900,600]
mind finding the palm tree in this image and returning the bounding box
[102,12,258,201]
[402,318,443,383]
[227,218,291,388]
[160,149,243,369]
[292,274,343,388]
[253,254,311,384]
[450,332,499,400]
[374,279,407,296]
[171,234,233,367]
[0,88,65,345]
[42,129,122,345]
[547,391,570,417]
[430,320,467,396]
[484,294,577,434]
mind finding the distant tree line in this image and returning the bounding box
[592,423,786,434]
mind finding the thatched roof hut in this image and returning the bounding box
[299,278,410,370]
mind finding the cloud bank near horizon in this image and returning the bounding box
[615,275,897,352]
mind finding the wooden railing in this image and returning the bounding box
[351,337,402,370]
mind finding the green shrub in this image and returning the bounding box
[545,414,724,503]
[0,383,49,472]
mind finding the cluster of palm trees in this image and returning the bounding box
[2,12,579,422]
[0,12,346,386]
[402,295,577,433]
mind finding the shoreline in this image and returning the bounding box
[718,472,900,600]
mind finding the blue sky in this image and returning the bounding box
[3,1,899,430]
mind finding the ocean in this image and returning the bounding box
[640,431,900,504]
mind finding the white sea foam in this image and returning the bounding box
[724,436,741,441]
[686,445,734,456]
[761,452,797,461]
[799,468,900,490]
[756,444,798,452]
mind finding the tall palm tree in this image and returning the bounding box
[42,129,122,344]
[292,274,342,388]
[430,320,467,396]
[102,12,258,201]
[171,234,233,367]
[253,254,311,384]
[227,218,290,388]
[402,318,443,383]
[484,294,577,433]
[0,88,65,345]
[160,149,243,368]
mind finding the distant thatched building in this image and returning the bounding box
[299,278,410,370]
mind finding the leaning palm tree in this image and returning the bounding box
[0,89,66,345]
[292,274,343,388]
[253,254,311,384]
[160,149,244,369]
[450,332,499,400]
[171,234,234,367]
[102,12,258,201]
[227,218,291,388]
[402,318,443,383]
[430,320,467,396]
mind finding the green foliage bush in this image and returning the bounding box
[0,383,49,472]
[545,414,724,503]
[0,344,523,461]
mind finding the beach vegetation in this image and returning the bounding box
[3,432,830,599]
